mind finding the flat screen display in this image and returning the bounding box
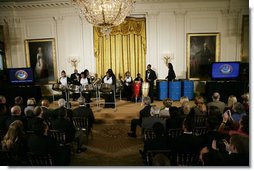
[8,68,34,85]
[211,62,240,80]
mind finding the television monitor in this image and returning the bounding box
[8,67,35,85]
[211,62,240,80]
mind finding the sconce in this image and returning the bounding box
[163,53,174,66]
[68,57,80,70]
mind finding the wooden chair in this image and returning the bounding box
[172,152,200,166]
[145,150,171,166]
[48,130,66,146]
[193,127,208,136]
[27,152,53,166]
[194,115,207,127]
[168,128,183,140]
[143,128,156,142]
[72,117,92,138]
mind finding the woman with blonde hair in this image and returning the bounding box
[2,120,27,157]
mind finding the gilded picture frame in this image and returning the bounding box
[25,38,57,84]
[187,33,220,80]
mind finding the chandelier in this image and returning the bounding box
[71,0,135,35]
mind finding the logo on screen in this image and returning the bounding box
[15,70,28,80]
[219,64,233,74]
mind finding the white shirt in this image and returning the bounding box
[125,76,132,86]
[80,78,89,86]
[60,77,67,86]
[103,76,113,84]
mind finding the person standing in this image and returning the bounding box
[59,70,71,101]
[101,69,116,108]
[165,63,176,81]
[145,64,157,103]
[123,71,133,101]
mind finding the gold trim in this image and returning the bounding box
[24,38,57,84]
[186,33,220,80]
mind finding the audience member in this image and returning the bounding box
[41,99,54,123]
[54,98,73,121]
[225,95,237,112]
[207,92,226,114]
[190,96,207,116]
[231,102,246,122]
[27,106,44,131]
[24,98,36,117]
[128,97,152,138]
[152,153,171,166]
[5,105,27,131]
[241,92,249,115]
[159,98,173,118]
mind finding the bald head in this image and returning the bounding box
[11,105,22,116]
[212,92,220,101]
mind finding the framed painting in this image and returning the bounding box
[241,15,249,62]
[187,33,220,80]
[25,38,57,84]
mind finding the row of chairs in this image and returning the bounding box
[144,150,201,166]
[143,127,208,142]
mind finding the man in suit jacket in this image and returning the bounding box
[145,64,157,103]
[128,96,152,137]
[70,69,81,101]
[41,99,54,123]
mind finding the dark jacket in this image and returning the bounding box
[70,73,81,85]
[139,105,152,124]
[145,69,157,84]
[72,105,95,130]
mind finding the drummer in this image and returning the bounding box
[102,69,116,108]
[58,70,71,100]
[79,70,92,104]
[123,71,133,101]
[70,69,80,101]
[145,64,157,103]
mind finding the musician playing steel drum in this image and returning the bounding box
[58,70,71,100]
[101,69,116,108]
[79,69,92,104]
[123,71,133,101]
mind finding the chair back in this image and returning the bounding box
[142,117,166,130]
[168,128,184,140]
[174,152,200,166]
[193,127,208,136]
[48,130,66,146]
[27,152,53,166]
[143,128,156,141]
[72,117,88,131]
[194,115,207,127]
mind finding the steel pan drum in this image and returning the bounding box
[52,84,67,92]
[68,84,80,93]
[116,80,123,92]
[142,82,150,97]
[100,83,113,93]
[81,84,94,92]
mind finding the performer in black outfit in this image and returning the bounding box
[70,69,80,101]
[79,69,92,105]
[145,64,157,103]
[123,71,133,101]
[165,63,176,81]
[101,69,116,108]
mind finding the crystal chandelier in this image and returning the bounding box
[71,0,135,35]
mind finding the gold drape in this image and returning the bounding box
[93,17,146,80]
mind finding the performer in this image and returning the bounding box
[102,69,116,108]
[123,71,133,101]
[145,64,157,103]
[79,70,92,104]
[133,73,143,102]
[70,69,80,101]
[165,63,176,81]
[58,70,71,101]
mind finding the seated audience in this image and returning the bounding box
[225,95,237,112]
[0,96,9,132]
[54,98,73,121]
[152,153,171,166]
[24,98,36,118]
[231,102,246,122]
[27,106,44,131]
[207,92,226,114]
[14,96,25,116]
[241,92,249,115]
[190,96,207,116]
[41,99,54,124]
[159,98,173,118]
[128,97,152,138]
[5,105,27,131]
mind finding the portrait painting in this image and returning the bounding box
[25,38,57,84]
[187,33,220,80]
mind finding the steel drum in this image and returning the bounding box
[81,84,94,92]
[68,84,80,93]
[52,84,67,92]
[142,82,150,97]
[100,83,113,93]
[133,81,141,98]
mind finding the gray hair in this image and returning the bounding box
[77,96,86,105]
[143,96,151,105]
[11,105,21,115]
[58,98,66,107]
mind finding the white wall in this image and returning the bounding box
[0,0,249,81]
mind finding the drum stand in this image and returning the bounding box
[65,89,71,109]
[97,85,117,111]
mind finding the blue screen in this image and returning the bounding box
[212,62,240,79]
[8,68,34,85]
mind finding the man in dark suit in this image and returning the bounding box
[41,99,54,124]
[70,69,81,101]
[53,98,73,121]
[72,96,95,132]
[145,64,157,103]
[128,96,152,138]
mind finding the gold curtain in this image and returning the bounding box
[93,17,146,80]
